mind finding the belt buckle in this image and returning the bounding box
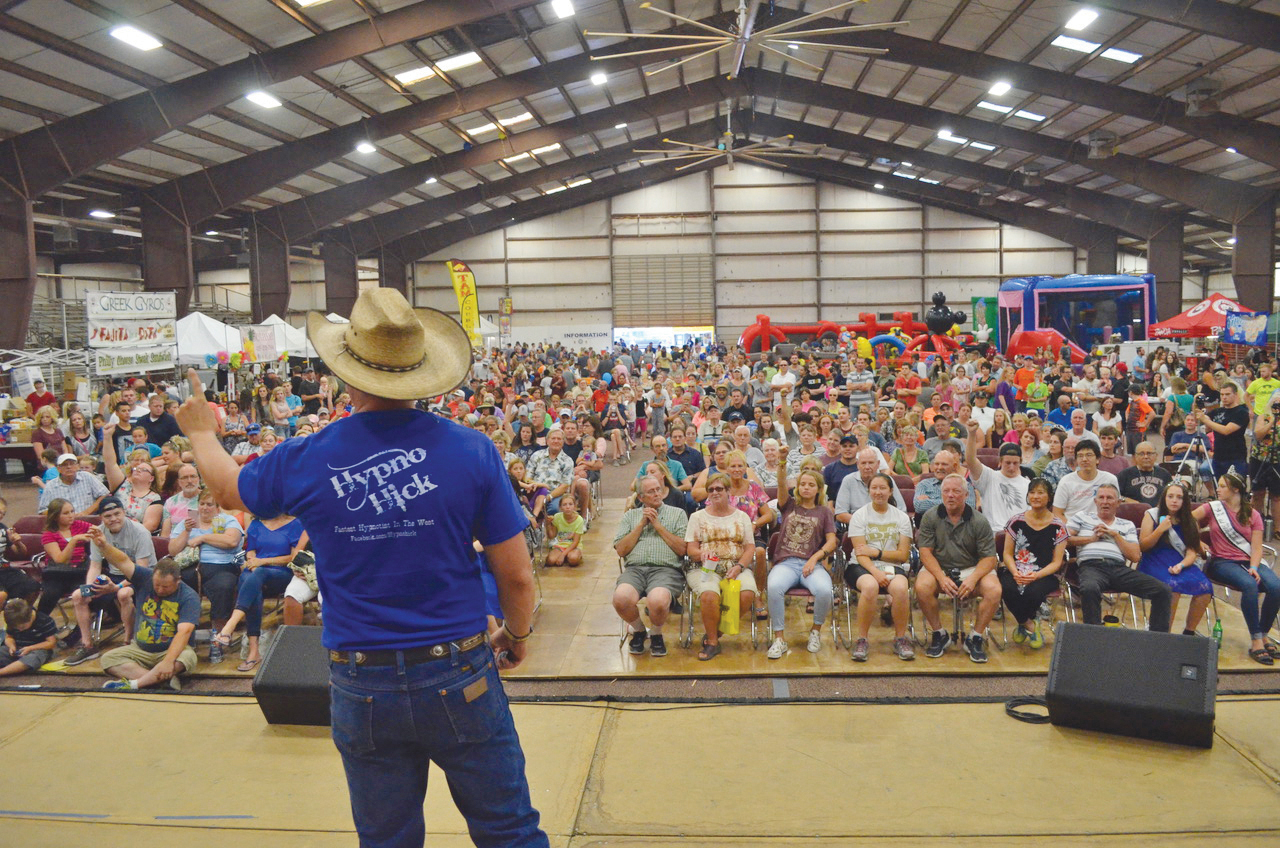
[430,644,447,657]
[354,651,367,665]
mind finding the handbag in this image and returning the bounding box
[173,544,200,568]
[718,578,741,636]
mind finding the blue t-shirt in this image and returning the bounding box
[131,565,202,653]
[245,517,304,559]
[238,408,528,651]
[285,395,302,427]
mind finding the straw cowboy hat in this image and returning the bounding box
[307,288,471,400]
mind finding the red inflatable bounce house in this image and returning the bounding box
[739,312,927,355]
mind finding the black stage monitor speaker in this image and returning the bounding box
[253,625,331,726]
[1046,622,1216,748]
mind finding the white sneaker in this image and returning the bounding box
[807,630,822,653]
[767,637,789,659]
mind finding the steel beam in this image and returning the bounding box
[380,248,408,297]
[1088,0,1280,55]
[0,198,36,350]
[333,118,724,256]
[1147,215,1185,320]
[768,10,1280,171]
[743,112,1230,265]
[257,76,744,244]
[249,217,290,323]
[1233,198,1277,312]
[322,239,360,319]
[139,196,194,316]
[1086,231,1119,275]
[752,70,1268,224]
[391,158,721,263]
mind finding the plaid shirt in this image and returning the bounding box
[526,448,574,491]
[38,471,108,513]
[615,504,688,570]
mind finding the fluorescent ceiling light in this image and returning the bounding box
[988,81,1011,96]
[551,0,575,19]
[919,178,940,184]
[436,52,481,73]
[424,177,438,184]
[873,183,885,190]
[544,185,568,194]
[590,72,607,85]
[901,162,912,167]
[1014,110,1046,121]
[503,152,531,163]
[111,228,142,238]
[356,142,376,154]
[89,209,115,219]
[394,66,436,85]
[970,141,997,151]
[205,230,219,236]
[1227,237,1237,245]
[976,101,1012,114]
[110,25,162,51]
[296,0,334,6]
[245,91,281,108]
[615,123,628,129]
[532,143,562,155]
[1227,147,1238,153]
[1052,34,1100,54]
[1101,47,1142,63]
[938,130,968,143]
[892,171,917,179]
[788,43,799,50]
[1065,9,1099,31]
[567,178,592,187]
[467,112,533,135]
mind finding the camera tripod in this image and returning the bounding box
[1169,426,1215,501]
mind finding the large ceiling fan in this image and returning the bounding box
[635,106,824,171]
[587,0,909,79]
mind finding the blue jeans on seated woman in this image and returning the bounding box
[330,643,548,848]
[766,556,833,627]
[1206,558,1280,640]
[233,565,293,637]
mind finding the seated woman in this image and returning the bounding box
[213,515,309,671]
[755,438,783,489]
[1004,412,1029,445]
[103,426,162,534]
[689,440,731,501]
[37,498,93,617]
[987,409,1012,447]
[890,424,927,483]
[786,424,824,475]
[1194,473,1280,665]
[684,472,757,661]
[1018,428,1044,468]
[723,450,775,583]
[170,488,244,658]
[546,493,585,568]
[847,473,915,661]
[282,549,320,627]
[765,452,837,659]
[631,460,688,513]
[1139,482,1212,636]
[1000,478,1068,648]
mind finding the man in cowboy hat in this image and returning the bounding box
[175,288,546,848]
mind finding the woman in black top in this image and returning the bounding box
[1000,478,1068,648]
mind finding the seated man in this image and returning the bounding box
[916,474,1001,663]
[37,453,108,517]
[1052,441,1118,523]
[557,419,596,523]
[91,528,199,690]
[913,449,976,518]
[922,414,956,459]
[64,496,152,667]
[1096,427,1132,476]
[636,435,690,491]
[834,447,907,522]
[527,429,577,533]
[612,477,689,658]
[1118,441,1172,507]
[731,425,765,468]
[1066,483,1172,631]
[666,427,706,480]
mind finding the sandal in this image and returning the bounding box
[1248,647,1274,665]
[697,642,722,661]
[1266,643,1280,660]
[236,658,261,673]
[755,606,769,621]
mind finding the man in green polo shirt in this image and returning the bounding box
[1246,361,1280,419]
[612,477,689,658]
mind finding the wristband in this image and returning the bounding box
[503,623,533,642]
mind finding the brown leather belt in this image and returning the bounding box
[328,632,488,666]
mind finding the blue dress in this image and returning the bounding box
[1137,523,1212,596]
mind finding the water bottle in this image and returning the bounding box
[1212,618,1222,650]
[703,551,719,574]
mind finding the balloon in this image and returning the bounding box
[217,351,229,364]
[204,353,217,367]
[229,353,243,370]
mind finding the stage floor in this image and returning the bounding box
[1,690,1277,846]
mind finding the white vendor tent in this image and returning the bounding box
[176,311,240,366]
[261,314,318,359]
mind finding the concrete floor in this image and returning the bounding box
[0,691,1277,845]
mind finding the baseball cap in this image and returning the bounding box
[245,423,261,434]
[839,434,859,445]
[56,453,78,465]
[97,495,124,514]
[998,443,1021,458]
[559,408,572,418]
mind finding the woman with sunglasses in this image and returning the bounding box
[684,472,757,661]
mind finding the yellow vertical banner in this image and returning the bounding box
[446,259,480,347]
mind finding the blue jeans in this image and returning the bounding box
[330,643,548,848]
[233,565,293,636]
[766,557,833,628]
[1211,458,1247,479]
[1206,558,1280,640]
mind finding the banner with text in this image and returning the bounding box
[88,318,177,348]
[93,345,178,376]
[446,259,481,348]
[509,324,613,348]
[240,325,280,364]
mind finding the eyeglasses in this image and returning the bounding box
[706,486,728,493]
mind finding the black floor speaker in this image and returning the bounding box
[253,625,331,726]
[1046,622,1216,748]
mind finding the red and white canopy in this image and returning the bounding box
[1150,293,1243,338]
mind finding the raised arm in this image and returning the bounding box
[174,370,247,512]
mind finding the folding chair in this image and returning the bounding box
[616,556,693,649]
[834,535,922,649]
[764,534,837,650]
